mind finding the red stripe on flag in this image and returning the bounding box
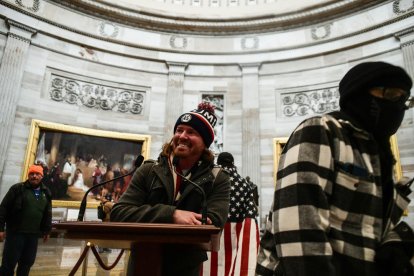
[239,218,252,276]
[210,251,218,276]
[224,222,233,276]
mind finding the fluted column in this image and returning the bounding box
[241,64,261,185]
[0,20,37,181]
[164,62,187,140]
[395,27,414,176]
[395,27,414,81]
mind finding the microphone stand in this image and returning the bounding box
[77,155,144,221]
[172,157,207,225]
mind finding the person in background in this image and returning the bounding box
[111,102,231,276]
[256,61,414,276]
[72,168,88,191]
[61,156,73,184]
[0,165,52,276]
[92,164,102,196]
[201,152,259,276]
[45,162,60,199]
[217,152,258,222]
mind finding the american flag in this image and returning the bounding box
[201,218,260,276]
[201,166,260,276]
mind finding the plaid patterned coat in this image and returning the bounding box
[256,113,412,276]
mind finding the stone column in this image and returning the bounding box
[0,20,37,180]
[395,27,414,81]
[240,64,261,185]
[395,27,414,176]
[164,62,187,141]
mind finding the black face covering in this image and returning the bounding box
[342,93,406,139]
[369,97,406,138]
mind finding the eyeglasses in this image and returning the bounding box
[369,87,409,103]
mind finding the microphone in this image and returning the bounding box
[172,156,208,225]
[77,155,145,221]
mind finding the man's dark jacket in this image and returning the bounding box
[0,181,52,235]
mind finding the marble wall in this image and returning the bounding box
[0,0,414,227]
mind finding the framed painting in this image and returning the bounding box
[272,137,288,183]
[23,119,151,208]
[273,135,402,184]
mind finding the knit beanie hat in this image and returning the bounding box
[174,102,217,148]
[339,61,412,108]
[28,164,43,176]
[217,152,234,166]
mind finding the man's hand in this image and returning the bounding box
[173,210,212,225]
[0,232,5,242]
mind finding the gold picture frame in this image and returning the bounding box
[23,119,151,208]
[273,135,403,184]
[272,137,288,183]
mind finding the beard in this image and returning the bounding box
[29,179,42,188]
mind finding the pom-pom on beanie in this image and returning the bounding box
[339,61,412,108]
[174,102,217,148]
[28,164,43,177]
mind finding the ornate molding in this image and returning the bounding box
[2,0,412,56]
[311,23,332,41]
[49,74,147,115]
[6,19,37,42]
[394,26,414,38]
[167,62,187,75]
[281,87,339,117]
[99,21,119,38]
[393,0,414,14]
[15,0,39,12]
[6,19,37,34]
[170,36,188,50]
[241,37,259,50]
[49,0,382,34]
[394,26,414,46]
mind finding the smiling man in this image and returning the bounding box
[111,102,230,276]
[0,165,52,276]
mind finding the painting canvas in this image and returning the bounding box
[23,120,151,208]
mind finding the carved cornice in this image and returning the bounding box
[395,26,414,38]
[6,19,37,41]
[167,62,188,75]
[50,0,384,34]
[1,0,412,56]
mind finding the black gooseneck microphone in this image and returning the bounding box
[172,156,208,225]
[77,155,145,221]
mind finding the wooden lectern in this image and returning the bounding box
[54,221,221,275]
